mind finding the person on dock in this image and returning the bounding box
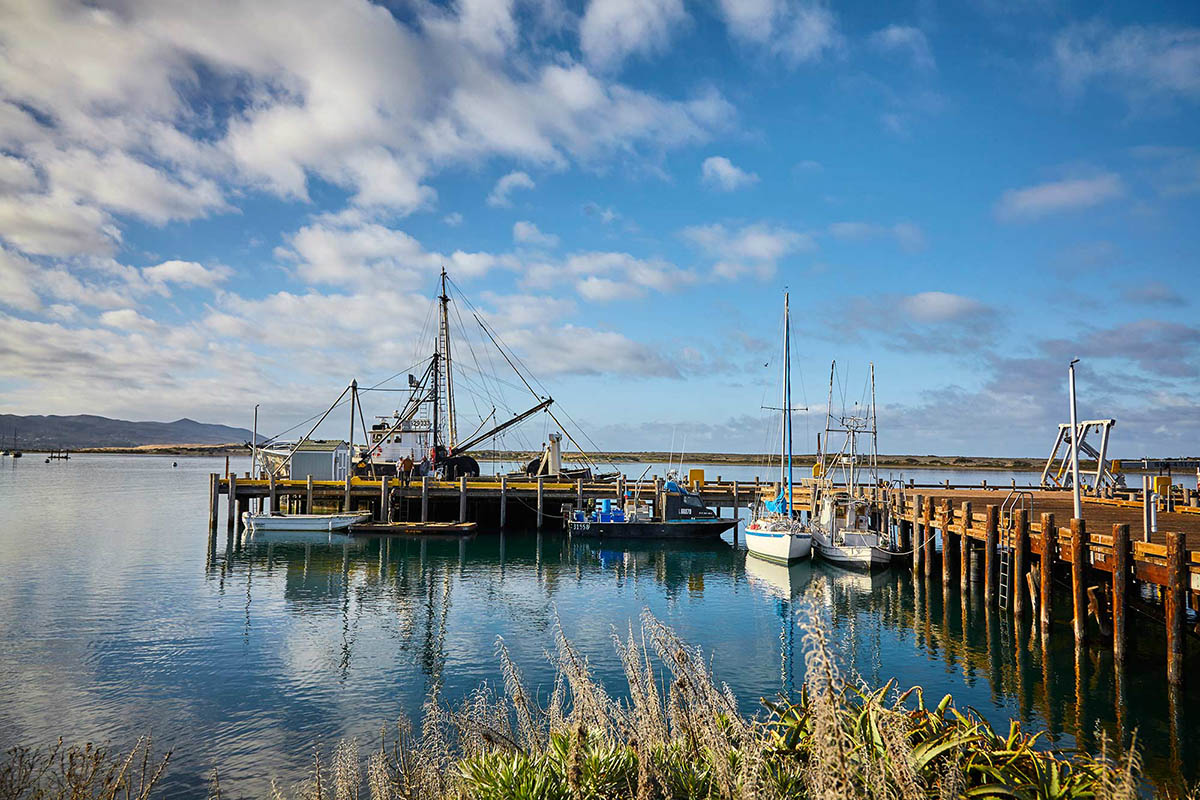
[400,455,414,488]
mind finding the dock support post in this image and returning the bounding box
[618,475,626,504]
[1112,523,1128,664]
[1166,530,1185,686]
[209,473,219,533]
[421,476,429,522]
[343,474,352,512]
[1070,518,1087,645]
[912,494,923,576]
[537,476,545,529]
[306,475,314,513]
[227,474,237,533]
[960,502,972,592]
[1040,513,1056,632]
[656,477,665,522]
[924,498,935,579]
[269,473,277,514]
[576,478,583,512]
[733,481,739,515]
[984,505,998,607]
[1014,509,1029,618]
[941,499,953,588]
[381,476,390,523]
[500,476,508,528]
[459,476,467,523]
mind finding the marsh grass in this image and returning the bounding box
[1,582,1154,798]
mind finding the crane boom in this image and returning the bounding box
[452,398,553,454]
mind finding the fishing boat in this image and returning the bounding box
[744,292,812,564]
[242,511,371,532]
[809,362,893,571]
[568,476,736,538]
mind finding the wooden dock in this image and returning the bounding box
[208,471,1200,688]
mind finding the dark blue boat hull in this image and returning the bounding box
[567,519,736,538]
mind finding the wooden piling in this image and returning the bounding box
[381,476,390,523]
[421,475,429,522]
[912,493,923,576]
[1166,530,1185,685]
[500,475,508,528]
[306,475,314,513]
[941,498,953,588]
[208,473,219,533]
[459,476,467,522]
[960,501,971,592]
[343,474,352,512]
[924,498,935,579]
[1112,523,1128,664]
[984,505,998,606]
[1040,512,1055,631]
[227,474,237,532]
[732,480,739,513]
[537,476,545,529]
[268,473,277,513]
[576,478,583,513]
[1070,518,1087,645]
[1013,509,1029,618]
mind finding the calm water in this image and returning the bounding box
[0,454,1196,797]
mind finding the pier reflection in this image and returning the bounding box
[201,531,1198,793]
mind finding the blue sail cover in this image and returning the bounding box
[764,490,789,514]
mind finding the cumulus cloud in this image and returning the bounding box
[869,25,935,70]
[701,156,759,191]
[0,0,733,260]
[715,0,841,65]
[899,291,986,323]
[1122,281,1185,306]
[1054,22,1200,104]
[513,221,559,248]
[995,174,1124,220]
[487,171,536,207]
[143,260,231,290]
[681,222,814,279]
[581,0,688,70]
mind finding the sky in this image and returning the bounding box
[0,0,1198,457]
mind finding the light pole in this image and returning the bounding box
[1068,359,1082,519]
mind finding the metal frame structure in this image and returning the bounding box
[1039,418,1117,491]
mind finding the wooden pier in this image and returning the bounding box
[208,471,1200,689]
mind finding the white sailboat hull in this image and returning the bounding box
[242,512,372,532]
[811,526,891,571]
[744,521,812,564]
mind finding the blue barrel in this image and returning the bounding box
[602,498,612,513]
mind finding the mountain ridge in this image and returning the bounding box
[0,413,257,449]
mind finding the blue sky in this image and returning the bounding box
[0,0,1197,456]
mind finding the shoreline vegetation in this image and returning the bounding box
[1,598,1152,799]
[55,443,1089,472]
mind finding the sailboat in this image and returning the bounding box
[809,362,892,571]
[744,293,812,564]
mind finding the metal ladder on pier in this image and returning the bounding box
[998,490,1032,611]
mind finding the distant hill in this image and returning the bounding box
[0,414,258,449]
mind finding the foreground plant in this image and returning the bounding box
[0,737,169,800]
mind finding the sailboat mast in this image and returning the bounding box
[779,303,787,493]
[870,363,878,483]
[348,378,357,471]
[824,360,835,479]
[784,293,793,518]
[431,353,440,452]
[438,268,457,449]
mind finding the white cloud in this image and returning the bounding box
[513,221,560,248]
[0,246,42,311]
[580,0,688,70]
[0,0,732,260]
[681,222,814,279]
[576,275,633,301]
[716,0,840,65]
[487,171,536,207]
[143,260,231,290]
[898,292,985,323]
[556,251,695,300]
[1054,22,1200,103]
[995,174,1124,220]
[869,25,934,70]
[99,308,158,332]
[443,212,464,227]
[701,156,759,191]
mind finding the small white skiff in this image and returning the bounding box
[242,512,372,532]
